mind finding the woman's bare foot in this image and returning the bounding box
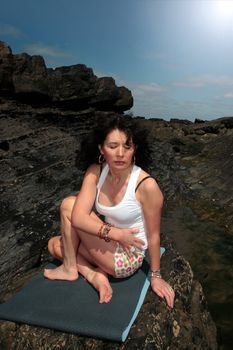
[87,268,113,303]
[44,264,78,281]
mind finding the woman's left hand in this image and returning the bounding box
[151,277,175,308]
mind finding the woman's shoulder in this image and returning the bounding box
[136,167,162,195]
[136,168,155,184]
[84,163,102,180]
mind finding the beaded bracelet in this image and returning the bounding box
[97,224,104,238]
[150,270,162,279]
[98,223,112,242]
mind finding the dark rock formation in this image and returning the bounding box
[2,42,231,349]
[0,41,133,111]
[145,116,233,350]
[0,42,14,93]
[145,116,233,229]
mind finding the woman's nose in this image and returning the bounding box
[117,146,124,156]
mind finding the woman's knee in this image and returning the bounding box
[60,195,76,214]
[47,236,59,255]
[48,236,62,259]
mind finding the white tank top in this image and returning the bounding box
[95,164,148,250]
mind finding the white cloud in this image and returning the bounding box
[173,74,233,88]
[131,94,232,120]
[224,92,233,99]
[24,43,73,58]
[0,24,24,38]
[127,82,166,98]
[134,83,166,94]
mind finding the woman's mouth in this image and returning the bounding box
[114,161,125,165]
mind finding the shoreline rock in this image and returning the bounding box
[0,41,133,112]
[0,42,225,349]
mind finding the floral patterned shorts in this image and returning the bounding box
[114,244,145,278]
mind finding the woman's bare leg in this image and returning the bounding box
[45,234,113,303]
[43,195,114,302]
[46,236,63,261]
[44,196,79,281]
[78,244,113,303]
[73,227,117,276]
[44,194,118,279]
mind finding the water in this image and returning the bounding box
[162,206,233,350]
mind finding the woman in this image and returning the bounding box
[44,115,175,308]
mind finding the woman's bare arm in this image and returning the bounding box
[138,178,175,308]
[138,177,163,271]
[71,164,109,236]
[71,164,144,248]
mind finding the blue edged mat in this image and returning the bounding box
[0,248,165,342]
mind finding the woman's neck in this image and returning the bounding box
[108,165,133,185]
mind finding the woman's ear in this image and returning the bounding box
[98,145,103,154]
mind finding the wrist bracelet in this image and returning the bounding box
[97,224,105,238]
[150,270,162,279]
[98,223,112,242]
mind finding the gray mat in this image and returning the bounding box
[0,248,165,342]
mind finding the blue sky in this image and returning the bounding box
[1,0,233,121]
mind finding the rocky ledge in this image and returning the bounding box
[0,42,225,349]
[0,41,133,112]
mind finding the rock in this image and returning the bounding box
[194,118,206,123]
[220,117,233,129]
[92,78,133,111]
[49,64,96,107]
[0,42,223,349]
[195,129,206,135]
[91,77,119,107]
[0,42,133,112]
[200,125,220,134]
[0,102,188,298]
[0,41,12,56]
[0,99,218,349]
[13,53,50,101]
[112,86,133,111]
[170,118,192,125]
[0,41,14,94]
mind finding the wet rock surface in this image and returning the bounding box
[147,117,233,349]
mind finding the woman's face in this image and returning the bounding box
[99,128,135,171]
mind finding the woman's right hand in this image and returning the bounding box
[116,227,145,251]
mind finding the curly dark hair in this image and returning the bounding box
[76,114,152,171]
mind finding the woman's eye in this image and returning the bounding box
[107,144,132,149]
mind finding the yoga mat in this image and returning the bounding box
[0,248,165,342]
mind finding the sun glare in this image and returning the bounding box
[201,0,233,34]
[211,0,233,20]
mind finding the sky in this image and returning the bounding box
[1,0,233,121]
